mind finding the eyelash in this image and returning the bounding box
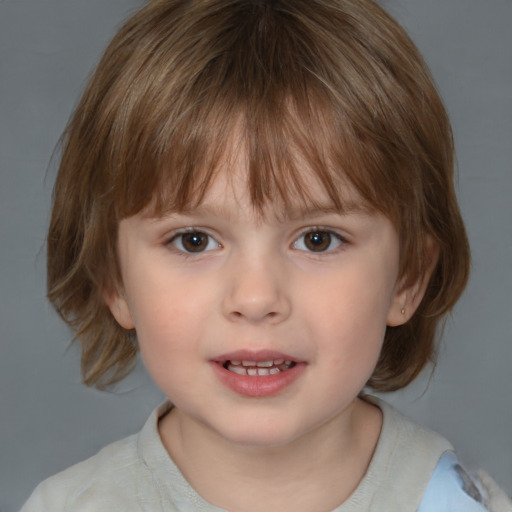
[166,227,348,255]
[293,227,348,254]
[167,228,221,255]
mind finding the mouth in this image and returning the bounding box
[211,351,305,397]
[222,359,296,376]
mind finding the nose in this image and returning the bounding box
[222,251,291,325]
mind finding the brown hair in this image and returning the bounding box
[48,0,470,390]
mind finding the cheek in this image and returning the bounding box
[305,268,393,367]
[126,265,210,330]
[310,265,395,328]
[126,272,218,370]
[133,298,201,397]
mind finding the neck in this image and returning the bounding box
[159,398,382,512]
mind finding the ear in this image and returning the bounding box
[387,237,440,327]
[104,287,135,330]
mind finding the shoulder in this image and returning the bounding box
[19,402,193,512]
[418,451,511,512]
[20,434,149,512]
[363,397,511,512]
[361,397,452,511]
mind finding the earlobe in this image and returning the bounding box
[387,237,440,327]
[386,287,422,327]
[104,289,135,330]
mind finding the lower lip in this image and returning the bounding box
[210,362,306,397]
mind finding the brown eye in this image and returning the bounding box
[304,231,332,252]
[171,231,219,253]
[294,229,344,253]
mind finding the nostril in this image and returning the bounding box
[223,287,291,323]
[230,310,278,320]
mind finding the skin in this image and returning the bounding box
[106,153,431,511]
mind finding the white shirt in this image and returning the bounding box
[20,398,510,512]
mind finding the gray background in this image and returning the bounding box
[1,0,511,510]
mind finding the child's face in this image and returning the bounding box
[107,155,410,448]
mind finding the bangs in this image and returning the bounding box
[143,91,372,219]
[98,0,406,222]
[109,77,370,223]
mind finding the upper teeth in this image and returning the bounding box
[225,359,293,376]
[231,360,287,367]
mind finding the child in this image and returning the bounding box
[21,0,511,510]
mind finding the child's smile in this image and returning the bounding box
[210,349,306,397]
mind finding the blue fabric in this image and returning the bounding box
[418,452,490,512]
